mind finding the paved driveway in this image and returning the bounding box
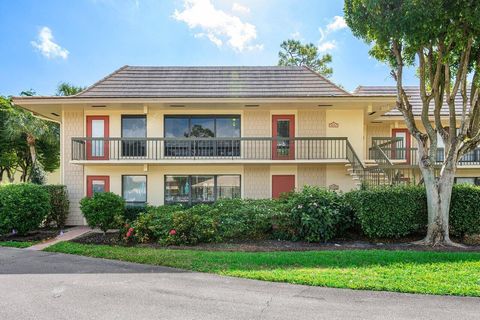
[0,247,478,320]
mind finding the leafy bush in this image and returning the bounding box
[347,186,427,238]
[132,205,183,243]
[213,199,280,240]
[124,205,147,222]
[283,186,354,242]
[0,183,51,235]
[168,205,218,245]
[43,185,69,229]
[79,192,125,233]
[450,184,480,237]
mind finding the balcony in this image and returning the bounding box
[71,137,352,163]
[369,137,480,166]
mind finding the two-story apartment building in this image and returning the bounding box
[14,66,480,225]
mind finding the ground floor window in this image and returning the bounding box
[122,175,147,205]
[86,176,110,197]
[164,175,240,205]
[454,177,480,186]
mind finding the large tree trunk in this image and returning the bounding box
[418,165,457,246]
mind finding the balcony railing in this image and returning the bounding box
[71,137,351,161]
[369,138,480,166]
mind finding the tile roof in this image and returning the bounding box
[75,65,351,98]
[354,85,471,116]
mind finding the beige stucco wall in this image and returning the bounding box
[243,110,270,137]
[298,109,326,137]
[297,164,327,189]
[243,165,270,199]
[62,107,85,225]
[326,109,365,159]
[325,164,357,191]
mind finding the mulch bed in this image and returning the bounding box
[0,229,59,242]
[72,231,480,252]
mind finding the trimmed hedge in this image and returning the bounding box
[94,184,480,245]
[450,184,480,237]
[0,184,51,235]
[346,186,427,238]
[284,186,354,242]
[130,188,353,245]
[80,192,125,233]
[43,185,69,229]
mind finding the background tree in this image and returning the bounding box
[345,0,480,246]
[4,103,58,183]
[278,39,333,77]
[0,97,20,183]
[56,82,85,96]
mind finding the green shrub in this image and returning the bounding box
[213,199,280,240]
[79,192,125,233]
[132,205,183,243]
[43,185,69,229]
[450,184,480,237]
[0,183,51,235]
[167,205,218,245]
[347,185,427,238]
[124,205,147,222]
[284,186,353,242]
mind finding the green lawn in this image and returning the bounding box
[45,242,480,297]
[0,241,35,248]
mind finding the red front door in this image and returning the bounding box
[272,115,295,160]
[86,176,110,197]
[392,128,411,164]
[86,116,109,160]
[272,175,295,199]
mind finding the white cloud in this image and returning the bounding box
[317,16,347,53]
[195,33,223,47]
[31,27,69,60]
[318,41,336,52]
[232,2,250,14]
[172,0,262,52]
[326,16,347,32]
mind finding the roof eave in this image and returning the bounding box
[12,95,396,106]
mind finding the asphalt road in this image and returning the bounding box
[0,247,478,320]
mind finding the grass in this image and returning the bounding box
[45,242,480,297]
[0,241,35,248]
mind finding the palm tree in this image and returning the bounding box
[56,82,86,96]
[4,107,56,170]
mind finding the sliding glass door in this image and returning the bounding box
[122,115,146,157]
[164,115,240,157]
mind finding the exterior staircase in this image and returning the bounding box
[345,137,418,187]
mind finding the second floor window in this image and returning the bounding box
[122,115,146,157]
[164,115,240,157]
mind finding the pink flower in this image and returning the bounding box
[126,227,134,238]
[169,229,177,236]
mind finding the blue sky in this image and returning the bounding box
[0,0,417,96]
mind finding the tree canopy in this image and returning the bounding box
[0,97,59,183]
[344,0,480,246]
[278,39,333,77]
[56,82,86,96]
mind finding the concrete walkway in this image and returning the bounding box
[26,226,91,251]
[0,247,478,320]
